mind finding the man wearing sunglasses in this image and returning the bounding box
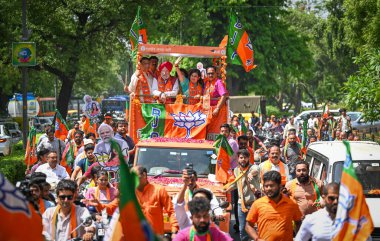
[42,179,95,241]
[295,182,340,241]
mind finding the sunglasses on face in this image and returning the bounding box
[327,196,338,202]
[58,195,74,200]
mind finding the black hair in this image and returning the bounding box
[220,123,230,132]
[74,130,84,137]
[237,148,250,158]
[85,132,96,139]
[149,56,158,61]
[56,179,77,196]
[322,182,340,195]
[295,160,309,170]
[269,145,280,152]
[40,182,51,189]
[84,144,95,152]
[30,172,47,185]
[188,197,211,215]
[238,135,249,142]
[116,120,128,127]
[192,188,213,201]
[97,170,110,187]
[37,148,50,158]
[309,135,317,140]
[140,57,150,63]
[46,129,55,135]
[134,166,148,175]
[28,181,41,191]
[175,68,189,79]
[74,121,80,125]
[90,165,102,178]
[263,170,281,185]
[206,66,216,72]
[247,129,253,134]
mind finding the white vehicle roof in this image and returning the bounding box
[307,141,380,163]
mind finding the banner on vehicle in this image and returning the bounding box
[129,102,228,143]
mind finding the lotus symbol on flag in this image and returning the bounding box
[0,174,31,216]
[171,110,207,138]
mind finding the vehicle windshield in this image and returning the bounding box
[2,123,16,130]
[333,161,380,197]
[40,119,52,124]
[136,147,216,177]
[348,112,361,122]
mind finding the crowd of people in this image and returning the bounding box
[20,105,361,241]
[18,54,363,241]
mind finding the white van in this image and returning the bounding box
[306,141,380,239]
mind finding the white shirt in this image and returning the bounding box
[128,72,158,101]
[35,163,69,185]
[42,205,93,241]
[152,78,180,97]
[295,208,334,241]
[308,118,316,129]
[172,188,223,230]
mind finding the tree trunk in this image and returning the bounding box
[57,78,75,120]
[294,85,302,114]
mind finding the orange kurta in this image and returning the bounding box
[135,183,179,234]
[246,195,302,241]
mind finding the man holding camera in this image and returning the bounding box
[223,149,260,241]
[173,167,223,229]
[42,179,95,241]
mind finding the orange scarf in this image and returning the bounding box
[204,78,216,96]
[95,186,111,201]
[136,72,154,103]
[51,204,77,239]
[39,198,46,214]
[158,76,176,103]
[238,166,250,213]
[261,159,287,185]
[189,82,202,105]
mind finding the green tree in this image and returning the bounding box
[343,50,380,122]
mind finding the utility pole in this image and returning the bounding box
[21,0,29,149]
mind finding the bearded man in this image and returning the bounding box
[295,183,340,241]
[245,171,302,241]
[259,145,290,187]
[285,160,323,217]
[152,61,179,104]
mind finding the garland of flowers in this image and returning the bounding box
[148,176,222,187]
[140,137,214,145]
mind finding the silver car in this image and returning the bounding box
[0,125,13,156]
[348,111,380,134]
[0,121,22,143]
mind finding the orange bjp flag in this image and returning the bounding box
[0,173,44,241]
[333,141,374,241]
[227,11,256,72]
[24,127,37,167]
[54,109,69,141]
[214,134,234,183]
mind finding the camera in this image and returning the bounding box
[185,163,193,176]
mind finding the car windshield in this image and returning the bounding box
[348,112,361,122]
[2,123,16,130]
[333,161,380,197]
[136,147,216,177]
[40,119,51,124]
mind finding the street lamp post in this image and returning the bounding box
[21,0,29,149]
